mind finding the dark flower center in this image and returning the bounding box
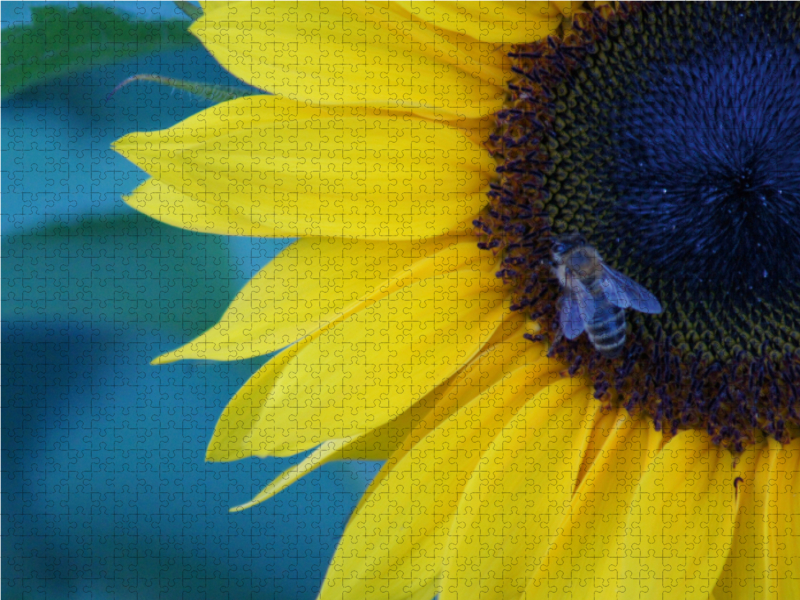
[605,19,800,300]
[480,2,800,451]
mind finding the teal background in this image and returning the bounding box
[2,3,380,598]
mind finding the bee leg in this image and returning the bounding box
[547,328,565,358]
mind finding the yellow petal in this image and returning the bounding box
[232,411,441,512]
[207,279,524,469]
[229,426,417,512]
[377,312,556,468]
[319,364,561,600]
[615,431,741,600]
[205,333,316,461]
[207,246,507,459]
[440,381,603,600]
[153,236,471,363]
[324,314,553,530]
[123,178,247,236]
[410,313,547,428]
[523,412,664,599]
[227,356,500,510]
[767,440,800,598]
[192,2,506,118]
[339,315,550,476]
[231,438,352,512]
[113,95,493,239]
[396,1,568,43]
[361,313,551,466]
[715,438,800,600]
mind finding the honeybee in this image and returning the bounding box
[551,233,662,358]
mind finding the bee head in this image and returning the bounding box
[551,233,588,264]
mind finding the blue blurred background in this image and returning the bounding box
[2,3,380,598]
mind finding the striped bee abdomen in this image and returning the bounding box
[586,300,626,358]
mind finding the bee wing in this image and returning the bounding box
[560,278,594,339]
[600,264,663,314]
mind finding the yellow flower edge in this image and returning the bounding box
[111,2,800,599]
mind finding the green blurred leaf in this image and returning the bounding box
[3,214,236,334]
[1,3,200,99]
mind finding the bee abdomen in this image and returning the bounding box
[587,301,626,358]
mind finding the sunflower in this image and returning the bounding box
[113,2,800,599]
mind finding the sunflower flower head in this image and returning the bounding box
[113,3,800,599]
[483,2,800,452]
